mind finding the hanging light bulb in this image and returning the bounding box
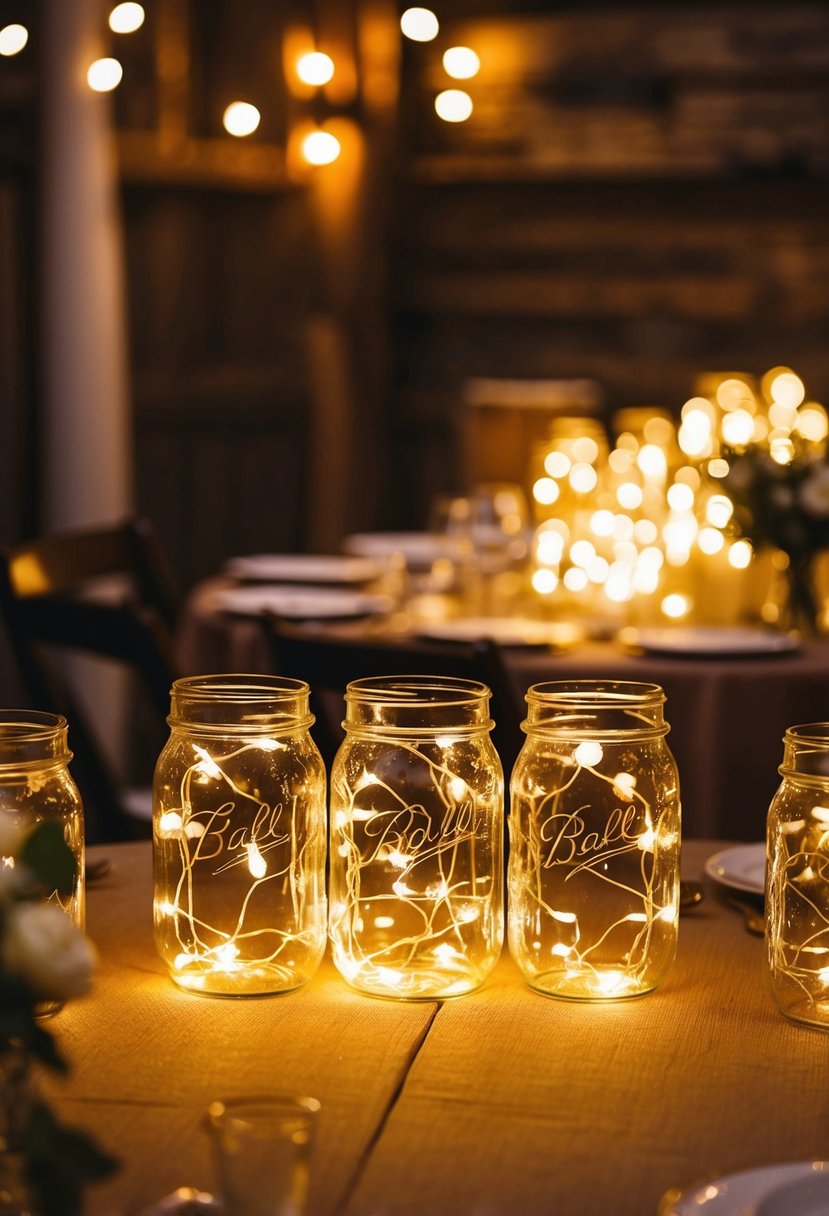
[0,24,28,56]
[108,3,145,34]
[442,47,480,79]
[222,102,261,137]
[400,7,439,41]
[296,51,335,87]
[87,58,123,92]
[435,89,473,123]
[302,129,341,165]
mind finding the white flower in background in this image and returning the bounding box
[3,902,96,1000]
[799,464,829,518]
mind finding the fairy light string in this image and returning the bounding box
[330,732,500,999]
[768,805,829,1012]
[510,713,679,999]
[155,737,323,993]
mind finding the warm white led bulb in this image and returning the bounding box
[0,23,28,56]
[296,51,335,86]
[401,7,439,41]
[87,58,123,92]
[442,46,480,79]
[109,3,145,34]
[302,130,341,165]
[435,89,473,123]
[222,101,261,137]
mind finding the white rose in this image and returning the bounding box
[799,465,829,518]
[2,903,96,1000]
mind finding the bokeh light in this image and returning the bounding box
[435,89,473,122]
[296,51,335,86]
[109,3,145,34]
[0,23,28,55]
[401,7,439,41]
[443,46,480,79]
[302,129,342,165]
[222,102,261,137]
[87,58,123,91]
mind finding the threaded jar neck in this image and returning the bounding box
[168,674,314,734]
[779,723,829,779]
[0,710,72,772]
[344,675,493,736]
[523,680,668,739]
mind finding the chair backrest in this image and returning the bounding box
[264,616,524,779]
[0,517,180,842]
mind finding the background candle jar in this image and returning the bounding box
[153,675,327,996]
[508,681,680,1000]
[329,676,504,999]
[0,710,84,929]
[766,722,829,1030]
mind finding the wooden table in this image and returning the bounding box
[48,840,829,1216]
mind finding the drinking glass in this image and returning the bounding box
[205,1095,320,1216]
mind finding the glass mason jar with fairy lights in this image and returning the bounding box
[153,675,327,996]
[329,675,504,1000]
[766,723,829,1030]
[508,681,680,1000]
[0,710,84,928]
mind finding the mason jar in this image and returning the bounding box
[329,675,504,999]
[0,710,84,929]
[153,675,327,996]
[766,722,829,1030]
[508,680,680,1000]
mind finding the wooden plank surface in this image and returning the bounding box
[46,840,829,1216]
[48,843,438,1216]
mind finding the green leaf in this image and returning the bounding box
[27,1100,119,1216]
[19,821,76,897]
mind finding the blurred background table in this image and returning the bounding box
[177,576,829,840]
[51,840,829,1216]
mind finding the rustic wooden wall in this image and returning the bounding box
[1,0,829,599]
[390,1,829,524]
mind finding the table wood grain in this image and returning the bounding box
[48,840,829,1216]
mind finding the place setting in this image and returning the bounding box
[214,552,395,621]
[659,1161,829,1216]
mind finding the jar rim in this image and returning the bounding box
[784,722,829,743]
[0,710,68,740]
[171,674,311,701]
[525,680,666,707]
[345,674,491,707]
[168,674,315,733]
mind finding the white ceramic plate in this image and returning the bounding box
[342,531,459,571]
[214,585,394,620]
[660,1161,829,1215]
[626,626,799,657]
[223,554,381,585]
[415,616,583,649]
[704,842,766,895]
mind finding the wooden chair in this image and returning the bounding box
[0,517,180,843]
[263,616,524,781]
